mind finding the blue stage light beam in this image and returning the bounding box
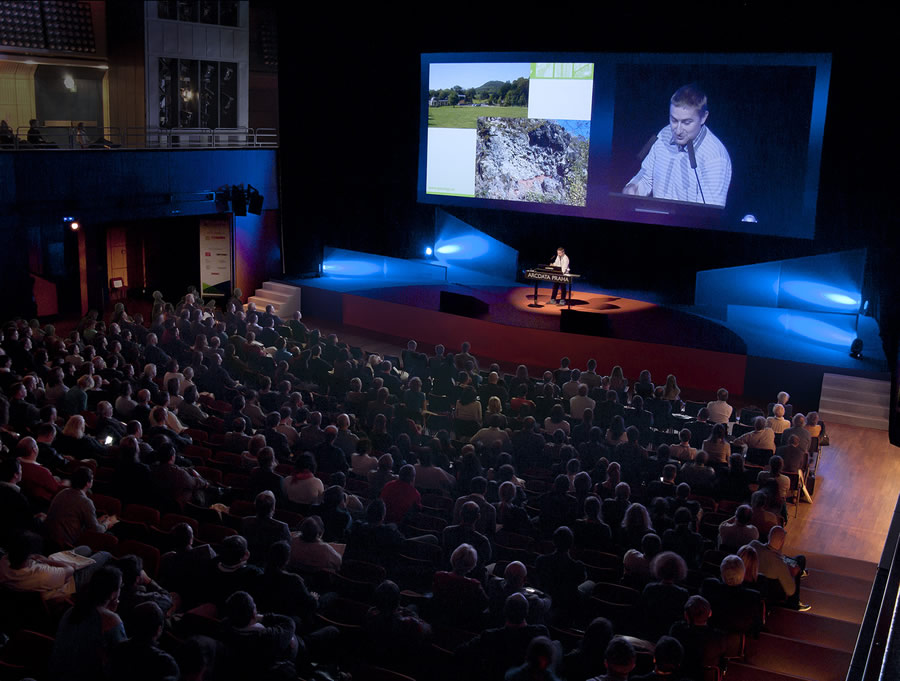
[321,259,382,277]
[780,280,860,312]
[777,313,857,347]
[433,234,490,261]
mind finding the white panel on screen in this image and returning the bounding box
[528,78,593,121]
[426,128,477,197]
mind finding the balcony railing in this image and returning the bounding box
[2,126,278,150]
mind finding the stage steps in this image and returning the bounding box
[247,281,301,319]
[818,373,890,430]
[719,551,873,681]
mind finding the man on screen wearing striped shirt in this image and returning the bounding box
[624,83,732,207]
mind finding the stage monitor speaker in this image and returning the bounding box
[439,291,489,318]
[560,309,613,337]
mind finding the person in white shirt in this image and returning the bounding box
[569,384,596,421]
[706,388,733,424]
[767,403,790,434]
[549,246,570,304]
[732,416,776,453]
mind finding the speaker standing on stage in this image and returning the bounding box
[549,246,570,305]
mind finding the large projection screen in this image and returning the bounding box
[418,53,831,239]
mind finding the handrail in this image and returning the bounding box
[2,126,278,150]
[847,491,900,680]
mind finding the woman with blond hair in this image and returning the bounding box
[56,414,108,460]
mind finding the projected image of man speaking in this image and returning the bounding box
[623,84,732,206]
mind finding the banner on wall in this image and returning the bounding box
[199,219,232,298]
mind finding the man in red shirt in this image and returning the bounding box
[380,464,421,524]
[17,436,65,507]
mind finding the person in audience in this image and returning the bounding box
[505,635,562,681]
[757,455,790,508]
[256,540,320,630]
[114,553,174,632]
[766,403,790,434]
[733,415,776,453]
[623,532,663,589]
[560,616,614,681]
[706,388,733,424]
[204,534,262,611]
[718,504,759,551]
[241,490,291,565]
[737,544,768,599]
[716,453,751,501]
[443,500,492,572]
[679,450,716,492]
[631,635,685,681]
[363,579,431,667]
[453,475,497,536]
[16,435,65,507]
[282,453,324,506]
[290,516,342,573]
[621,502,654,550]
[647,463,678,499]
[574,494,613,551]
[151,442,208,511]
[0,529,110,600]
[701,554,763,636]
[539,474,578,534]
[158,522,216,609]
[414,447,454,492]
[48,565,127,681]
[668,595,728,681]
[662,507,704,569]
[45,466,114,549]
[669,428,696,462]
[0,458,43,546]
[700,423,730,465]
[605,414,628,446]
[782,413,812,453]
[368,452,398,498]
[750,525,809,610]
[55,413,109,460]
[586,636,636,681]
[638,551,690,642]
[107,601,180,681]
[318,484,352,542]
[432,543,488,627]
[776,433,809,474]
[535,526,588,625]
[248,447,285,502]
[220,590,299,681]
[455,592,550,680]
[748,490,779,540]
[380,463,422,524]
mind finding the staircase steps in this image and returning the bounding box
[801,587,867,624]
[764,608,860,653]
[725,662,817,681]
[818,372,890,430]
[803,568,874,602]
[723,549,874,680]
[801,552,877,581]
[743,633,852,681]
[247,281,301,319]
